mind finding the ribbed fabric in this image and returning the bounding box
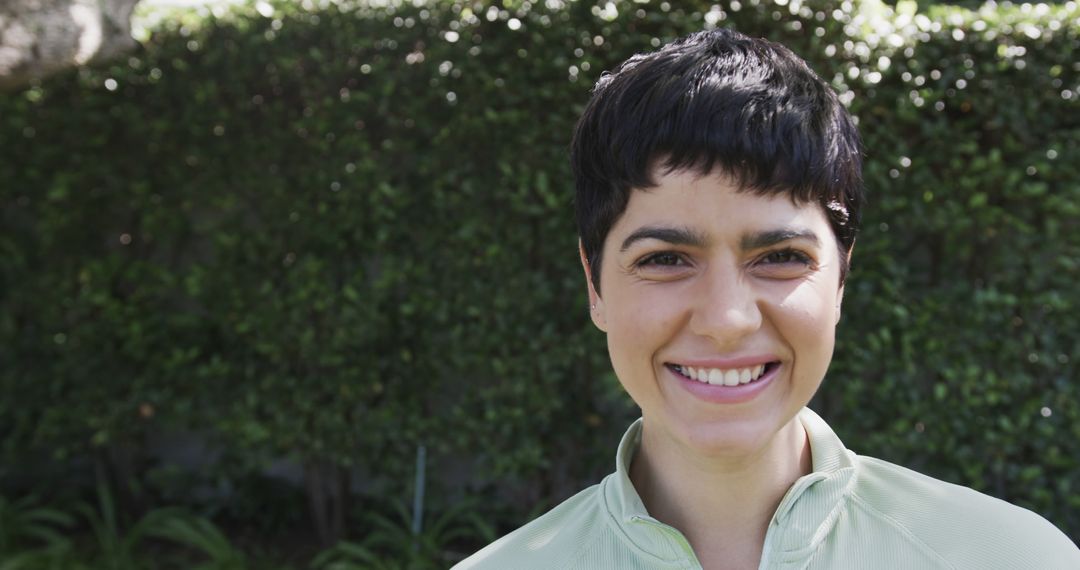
[453,408,1080,569]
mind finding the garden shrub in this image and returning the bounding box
[1,0,1077,556]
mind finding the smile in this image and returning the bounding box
[670,363,774,386]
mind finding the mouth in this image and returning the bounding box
[667,362,779,387]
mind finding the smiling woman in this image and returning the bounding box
[589,169,842,466]
[453,29,1080,570]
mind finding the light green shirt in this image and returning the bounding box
[454,408,1080,569]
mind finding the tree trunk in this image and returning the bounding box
[0,0,142,90]
[105,441,149,517]
[304,458,348,547]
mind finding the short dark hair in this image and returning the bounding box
[571,29,863,293]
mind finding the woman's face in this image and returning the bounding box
[584,168,846,457]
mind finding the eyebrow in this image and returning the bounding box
[620,226,709,252]
[619,225,821,253]
[740,228,821,251]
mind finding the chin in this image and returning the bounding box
[670,412,789,458]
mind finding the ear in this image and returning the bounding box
[836,244,853,324]
[579,241,607,332]
[835,283,845,324]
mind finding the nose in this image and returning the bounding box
[688,265,762,346]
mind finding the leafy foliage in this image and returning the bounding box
[1,0,1077,563]
[310,499,494,569]
[0,495,77,570]
[0,483,248,570]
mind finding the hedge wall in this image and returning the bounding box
[1,0,1077,554]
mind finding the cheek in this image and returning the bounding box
[606,291,686,364]
[779,287,830,316]
[777,284,838,347]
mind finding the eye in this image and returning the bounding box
[636,251,685,267]
[760,248,813,266]
[753,248,818,279]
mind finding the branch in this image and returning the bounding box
[0,0,142,90]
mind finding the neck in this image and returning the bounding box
[630,416,812,569]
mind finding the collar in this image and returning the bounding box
[600,408,857,566]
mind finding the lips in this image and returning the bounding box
[671,363,769,386]
[666,361,780,404]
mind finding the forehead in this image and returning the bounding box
[609,168,834,243]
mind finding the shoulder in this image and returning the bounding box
[848,453,1080,569]
[452,481,607,570]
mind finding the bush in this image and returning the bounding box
[1,0,1077,558]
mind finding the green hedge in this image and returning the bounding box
[1,0,1077,555]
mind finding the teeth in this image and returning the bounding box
[675,363,771,386]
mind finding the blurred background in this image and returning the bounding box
[1,0,1077,567]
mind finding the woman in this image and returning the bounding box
[455,29,1080,569]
